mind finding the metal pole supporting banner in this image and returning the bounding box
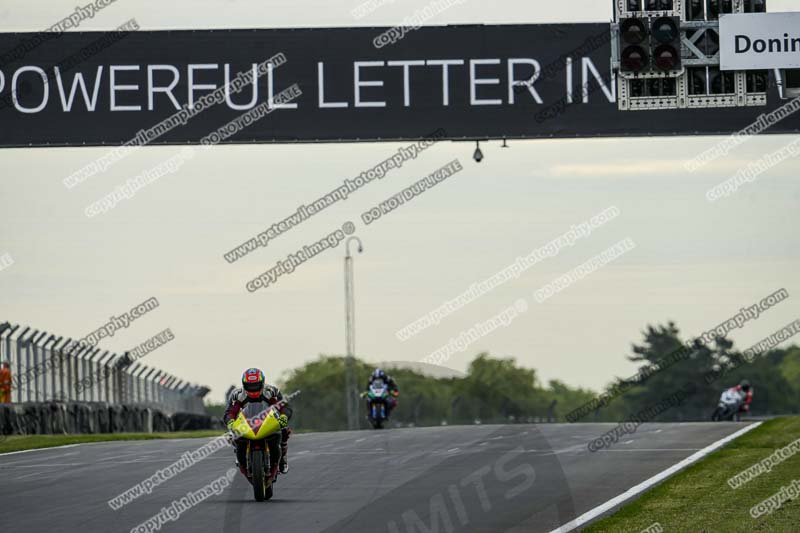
[344,236,363,431]
[344,255,355,430]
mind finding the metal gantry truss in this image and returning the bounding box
[612,0,769,110]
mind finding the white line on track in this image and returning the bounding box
[548,422,763,533]
[14,470,51,481]
[0,444,82,457]
[0,437,169,458]
[553,443,590,455]
[293,451,401,456]
[2,463,85,468]
[599,448,701,452]
[0,451,81,466]
[97,452,154,462]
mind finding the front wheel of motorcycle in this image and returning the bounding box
[251,450,267,502]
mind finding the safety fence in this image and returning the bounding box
[0,322,208,415]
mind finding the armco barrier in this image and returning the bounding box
[0,402,221,436]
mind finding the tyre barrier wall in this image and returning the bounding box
[0,402,221,436]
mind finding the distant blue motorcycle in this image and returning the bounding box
[363,379,392,429]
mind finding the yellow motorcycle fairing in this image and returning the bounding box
[230,407,282,440]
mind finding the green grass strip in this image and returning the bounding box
[585,417,800,532]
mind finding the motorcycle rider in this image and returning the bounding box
[365,368,399,417]
[223,368,292,478]
[729,379,754,413]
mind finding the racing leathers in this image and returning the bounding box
[729,384,754,412]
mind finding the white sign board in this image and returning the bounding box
[720,12,800,70]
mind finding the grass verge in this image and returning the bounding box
[0,430,223,454]
[584,417,800,532]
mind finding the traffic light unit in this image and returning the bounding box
[613,0,770,110]
[619,16,682,75]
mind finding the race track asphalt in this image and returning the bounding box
[0,422,753,533]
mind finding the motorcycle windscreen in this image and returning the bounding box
[231,401,270,439]
[369,380,387,397]
[720,390,741,404]
[241,401,282,439]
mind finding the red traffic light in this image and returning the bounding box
[622,46,649,73]
[653,45,680,71]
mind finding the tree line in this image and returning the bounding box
[209,321,800,430]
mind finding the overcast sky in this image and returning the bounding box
[1,0,799,402]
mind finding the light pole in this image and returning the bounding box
[344,236,363,430]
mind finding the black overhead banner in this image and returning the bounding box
[0,21,798,147]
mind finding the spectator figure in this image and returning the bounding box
[0,362,11,403]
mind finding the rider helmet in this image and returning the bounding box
[372,368,386,380]
[242,368,265,399]
[739,379,751,392]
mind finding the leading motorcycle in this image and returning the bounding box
[228,400,285,501]
[711,388,745,422]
